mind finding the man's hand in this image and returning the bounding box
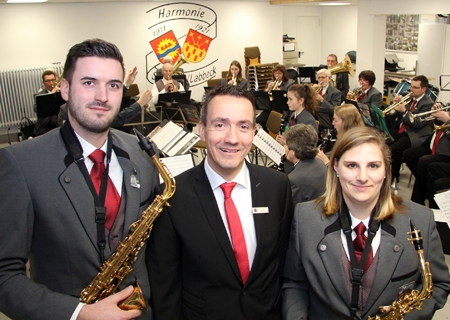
[77,286,142,320]
[124,66,138,87]
[137,90,152,108]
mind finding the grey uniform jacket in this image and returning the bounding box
[282,200,450,320]
[0,125,158,319]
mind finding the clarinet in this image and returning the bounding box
[318,129,334,151]
[277,113,287,173]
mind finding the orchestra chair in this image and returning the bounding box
[266,110,283,139]
[287,68,299,84]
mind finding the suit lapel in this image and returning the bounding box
[59,162,100,254]
[364,222,403,313]
[193,165,243,282]
[318,217,352,305]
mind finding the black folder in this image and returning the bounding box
[35,92,66,119]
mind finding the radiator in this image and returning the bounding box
[0,65,63,128]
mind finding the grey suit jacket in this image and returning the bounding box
[398,95,434,147]
[287,158,327,204]
[0,126,159,319]
[359,86,383,109]
[220,77,249,90]
[282,200,450,320]
[147,161,294,320]
[316,85,342,128]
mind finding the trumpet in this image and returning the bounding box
[383,92,412,117]
[408,104,450,122]
[268,78,281,101]
[347,87,363,100]
[166,75,178,92]
[232,74,237,86]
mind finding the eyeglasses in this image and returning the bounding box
[317,76,328,79]
[44,79,56,83]
[410,86,422,89]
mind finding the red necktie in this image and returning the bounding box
[220,182,250,284]
[319,89,323,96]
[358,92,365,102]
[353,222,373,273]
[89,150,120,230]
[398,99,417,134]
[432,131,443,155]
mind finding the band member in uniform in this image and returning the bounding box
[314,68,342,130]
[282,126,450,320]
[327,53,349,101]
[151,62,186,105]
[33,69,60,136]
[221,60,248,89]
[347,70,383,109]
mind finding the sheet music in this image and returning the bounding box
[252,127,285,164]
[434,189,450,228]
[148,120,200,156]
[159,154,194,183]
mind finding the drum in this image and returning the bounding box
[426,84,440,101]
[393,79,411,96]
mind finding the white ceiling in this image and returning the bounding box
[1,0,358,5]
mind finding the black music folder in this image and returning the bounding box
[271,90,289,111]
[253,91,271,110]
[157,91,191,105]
[35,92,66,119]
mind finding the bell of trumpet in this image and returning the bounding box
[328,53,354,77]
[383,92,412,117]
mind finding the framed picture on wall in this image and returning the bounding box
[385,15,419,52]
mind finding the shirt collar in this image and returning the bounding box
[204,156,250,191]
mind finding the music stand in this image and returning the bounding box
[252,91,272,110]
[35,92,66,119]
[271,90,289,111]
[298,66,320,84]
[158,91,191,105]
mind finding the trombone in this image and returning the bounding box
[409,104,450,122]
[383,92,412,117]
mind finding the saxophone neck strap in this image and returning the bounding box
[339,201,380,319]
[60,120,113,263]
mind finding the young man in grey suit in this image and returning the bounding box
[0,39,159,320]
[147,85,294,319]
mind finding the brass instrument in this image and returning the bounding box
[166,74,178,92]
[368,221,433,320]
[268,79,281,101]
[79,129,176,310]
[408,105,450,122]
[434,123,450,133]
[328,53,355,77]
[232,74,237,86]
[172,56,188,75]
[347,87,363,101]
[383,92,412,117]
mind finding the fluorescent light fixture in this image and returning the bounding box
[7,0,47,3]
[319,2,351,5]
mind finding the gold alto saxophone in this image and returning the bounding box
[79,129,176,310]
[368,221,433,320]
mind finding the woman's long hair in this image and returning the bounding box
[226,60,243,82]
[316,126,404,221]
[288,84,318,115]
[334,104,365,139]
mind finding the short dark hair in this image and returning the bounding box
[358,70,376,86]
[42,69,56,81]
[63,38,125,83]
[284,124,318,160]
[200,85,256,125]
[412,75,429,88]
[327,54,338,62]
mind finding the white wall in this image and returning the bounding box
[0,1,283,102]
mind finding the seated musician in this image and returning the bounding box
[221,60,248,89]
[314,68,341,130]
[346,70,383,109]
[256,64,295,131]
[33,69,60,136]
[327,53,349,101]
[427,162,450,209]
[277,84,319,148]
[151,62,186,106]
[155,55,189,90]
[283,124,327,204]
[388,75,434,186]
[403,102,450,206]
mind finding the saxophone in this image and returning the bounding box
[368,221,433,320]
[79,129,176,310]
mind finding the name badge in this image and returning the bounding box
[252,207,269,214]
[130,175,140,188]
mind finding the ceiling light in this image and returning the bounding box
[319,2,351,5]
[7,0,47,3]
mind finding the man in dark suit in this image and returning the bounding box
[0,39,158,320]
[404,104,450,206]
[33,68,61,136]
[389,75,434,184]
[327,54,349,101]
[147,85,294,320]
[314,68,341,130]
